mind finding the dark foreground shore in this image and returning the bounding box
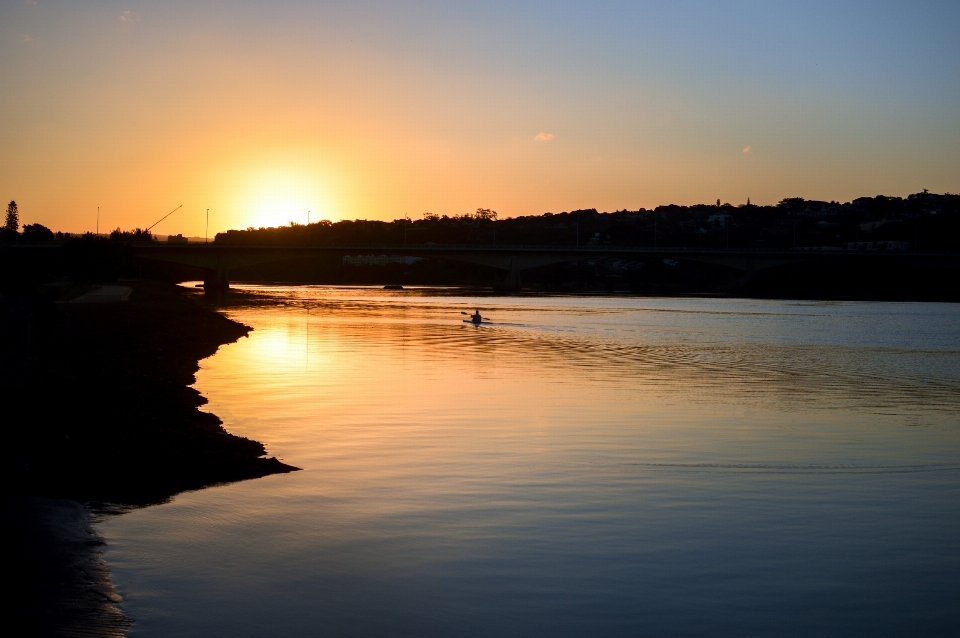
[1,280,296,636]
[3,496,132,637]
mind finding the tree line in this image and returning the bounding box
[3,192,959,252]
[214,192,960,252]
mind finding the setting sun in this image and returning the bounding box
[250,186,313,229]
[227,165,335,231]
[4,2,960,636]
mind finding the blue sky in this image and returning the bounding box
[1,1,958,232]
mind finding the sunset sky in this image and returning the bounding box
[1,1,958,236]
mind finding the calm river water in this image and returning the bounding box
[100,287,960,636]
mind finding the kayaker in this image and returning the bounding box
[471,309,483,324]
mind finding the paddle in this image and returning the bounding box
[461,311,490,323]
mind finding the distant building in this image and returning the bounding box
[859,219,901,232]
[844,241,911,251]
[166,234,188,244]
[342,254,424,266]
[707,214,730,227]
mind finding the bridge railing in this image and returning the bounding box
[134,243,783,252]
[129,242,924,255]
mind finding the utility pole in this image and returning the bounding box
[206,209,209,244]
[308,210,310,225]
[97,207,99,236]
[726,219,729,250]
[654,212,657,249]
[576,220,579,247]
[493,218,496,247]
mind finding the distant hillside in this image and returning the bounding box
[215,192,960,252]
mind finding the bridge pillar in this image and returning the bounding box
[493,258,522,291]
[734,271,753,292]
[203,259,230,298]
[734,263,760,293]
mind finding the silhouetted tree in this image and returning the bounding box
[109,227,153,242]
[4,200,19,232]
[21,223,55,242]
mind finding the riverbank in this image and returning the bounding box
[2,280,296,502]
[1,280,297,635]
[3,496,132,637]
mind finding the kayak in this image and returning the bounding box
[463,319,490,325]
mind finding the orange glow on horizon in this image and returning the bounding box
[1,2,958,236]
[231,167,335,230]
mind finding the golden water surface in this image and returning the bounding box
[102,287,960,637]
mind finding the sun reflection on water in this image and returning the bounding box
[101,288,960,637]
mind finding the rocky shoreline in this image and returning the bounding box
[1,280,297,635]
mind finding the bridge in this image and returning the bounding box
[130,243,947,293]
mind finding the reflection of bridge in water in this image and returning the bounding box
[133,243,952,293]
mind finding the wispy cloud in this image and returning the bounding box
[20,34,37,43]
[534,132,554,141]
[742,146,751,153]
[119,10,140,22]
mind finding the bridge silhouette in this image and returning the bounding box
[131,243,944,293]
